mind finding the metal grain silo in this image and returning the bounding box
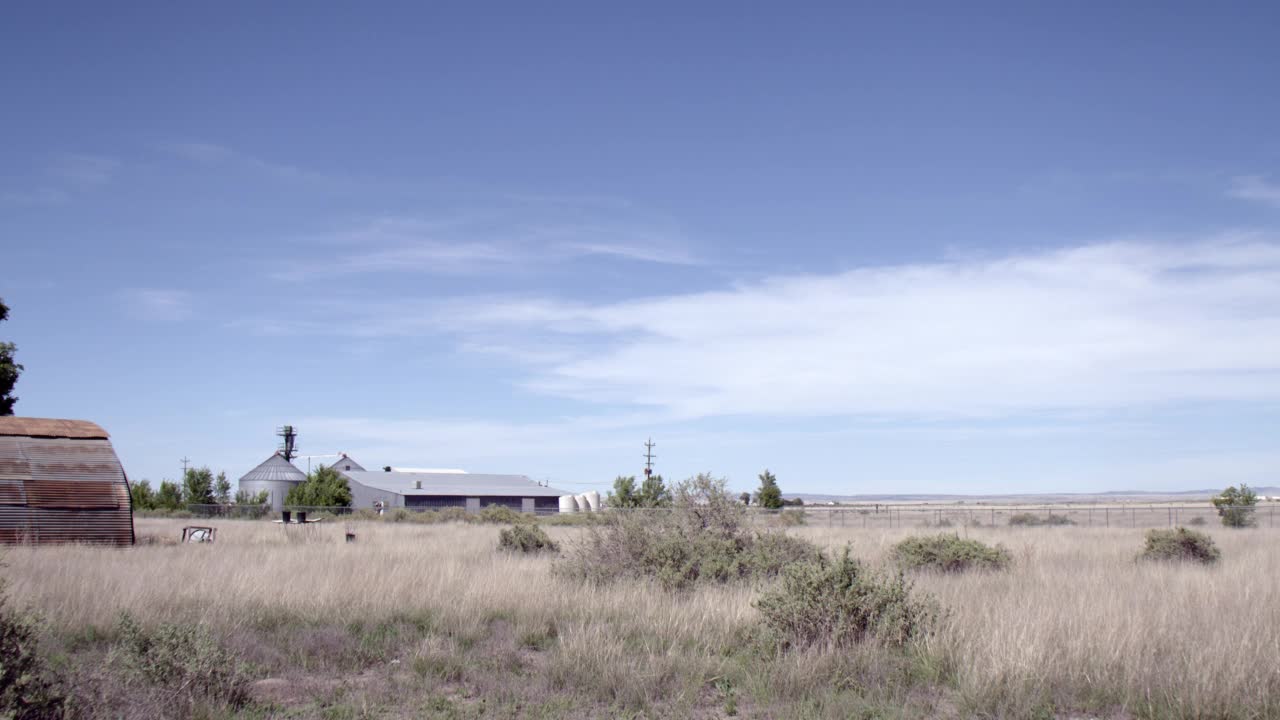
[584,490,601,512]
[237,452,306,511]
[559,495,579,513]
[0,417,135,546]
[575,493,591,512]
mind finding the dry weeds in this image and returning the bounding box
[4,519,1278,718]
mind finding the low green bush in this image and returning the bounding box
[1139,527,1220,564]
[776,509,807,526]
[557,474,821,590]
[477,505,529,525]
[0,578,66,719]
[498,524,559,554]
[891,534,1011,573]
[1008,512,1073,527]
[113,613,250,710]
[755,547,937,649]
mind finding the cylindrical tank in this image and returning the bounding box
[559,495,579,513]
[585,490,601,512]
[576,493,591,512]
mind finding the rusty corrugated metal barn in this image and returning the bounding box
[0,417,135,546]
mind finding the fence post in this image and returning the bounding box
[1105,507,1109,528]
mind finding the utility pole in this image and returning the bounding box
[643,438,656,478]
[180,456,190,479]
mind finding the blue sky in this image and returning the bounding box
[3,3,1280,496]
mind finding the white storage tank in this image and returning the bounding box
[585,490,601,512]
[559,495,579,513]
[576,493,592,512]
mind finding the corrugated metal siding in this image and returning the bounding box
[0,433,134,547]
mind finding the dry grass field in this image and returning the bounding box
[4,517,1280,719]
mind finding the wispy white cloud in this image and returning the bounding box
[362,237,1280,419]
[45,153,118,186]
[1229,175,1280,207]
[121,289,194,322]
[157,140,335,185]
[0,152,118,206]
[272,215,700,280]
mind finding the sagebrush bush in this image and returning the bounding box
[1187,515,1208,526]
[0,579,66,719]
[498,524,559,554]
[364,505,533,524]
[1139,527,1220,564]
[557,474,820,590]
[755,547,937,649]
[777,509,807,526]
[112,613,250,710]
[891,534,1011,573]
[1008,512,1073,527]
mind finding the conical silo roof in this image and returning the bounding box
[239,451,307,483]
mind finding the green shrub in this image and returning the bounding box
[498,524,559,554]
[1212,484,1258,528]
[477,505,530,524]
[1139,527,1220,564]
[891,534,1011,573]
[777,509,807,526]
[0,579,66,719]
[557,474,821,590]
[112,613,250,710]
[1008,512,1073,527]
[1186,515,1207,526]
[755,547,937,649]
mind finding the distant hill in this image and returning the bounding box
[788,487,1280,504]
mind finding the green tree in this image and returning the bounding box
[130,480,157,510]
[155,480,184,510]
[607,476,639,509]
[234,488,269,505]
[284,465,352,508]
[213,471,232,504]
[1212,483,1259,528]
[638,474,672,508]
[182,467,216,506]
[0,297,22,416]
[755,469,784,509]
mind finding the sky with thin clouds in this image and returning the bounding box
[3,3,1280,496]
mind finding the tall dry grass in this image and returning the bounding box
[4,519,1280,717]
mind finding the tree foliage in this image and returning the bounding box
[638,474,671,507]
[182,467,216,506]
[608,474,671,509]
[213,472,232,504]
[0,297,22,416]
[284,465,352,508]
[234,488,269,505]
[755,469,784,509]
[1212,484,1258,528]
[130,480,156,510]
[155,481,184,511]
[607,476,638,508]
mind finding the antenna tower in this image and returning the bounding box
[277,425,299,461]
[643,437,656,478]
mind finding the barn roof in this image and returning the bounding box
[0,417,109,439]
[0,417,134,546]
[239,452,307,483]
[344,471,563,497]
[329,455,365,472]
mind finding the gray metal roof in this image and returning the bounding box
[328,455,365,473]
[344,471,563,497]
[239,452,307,484]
